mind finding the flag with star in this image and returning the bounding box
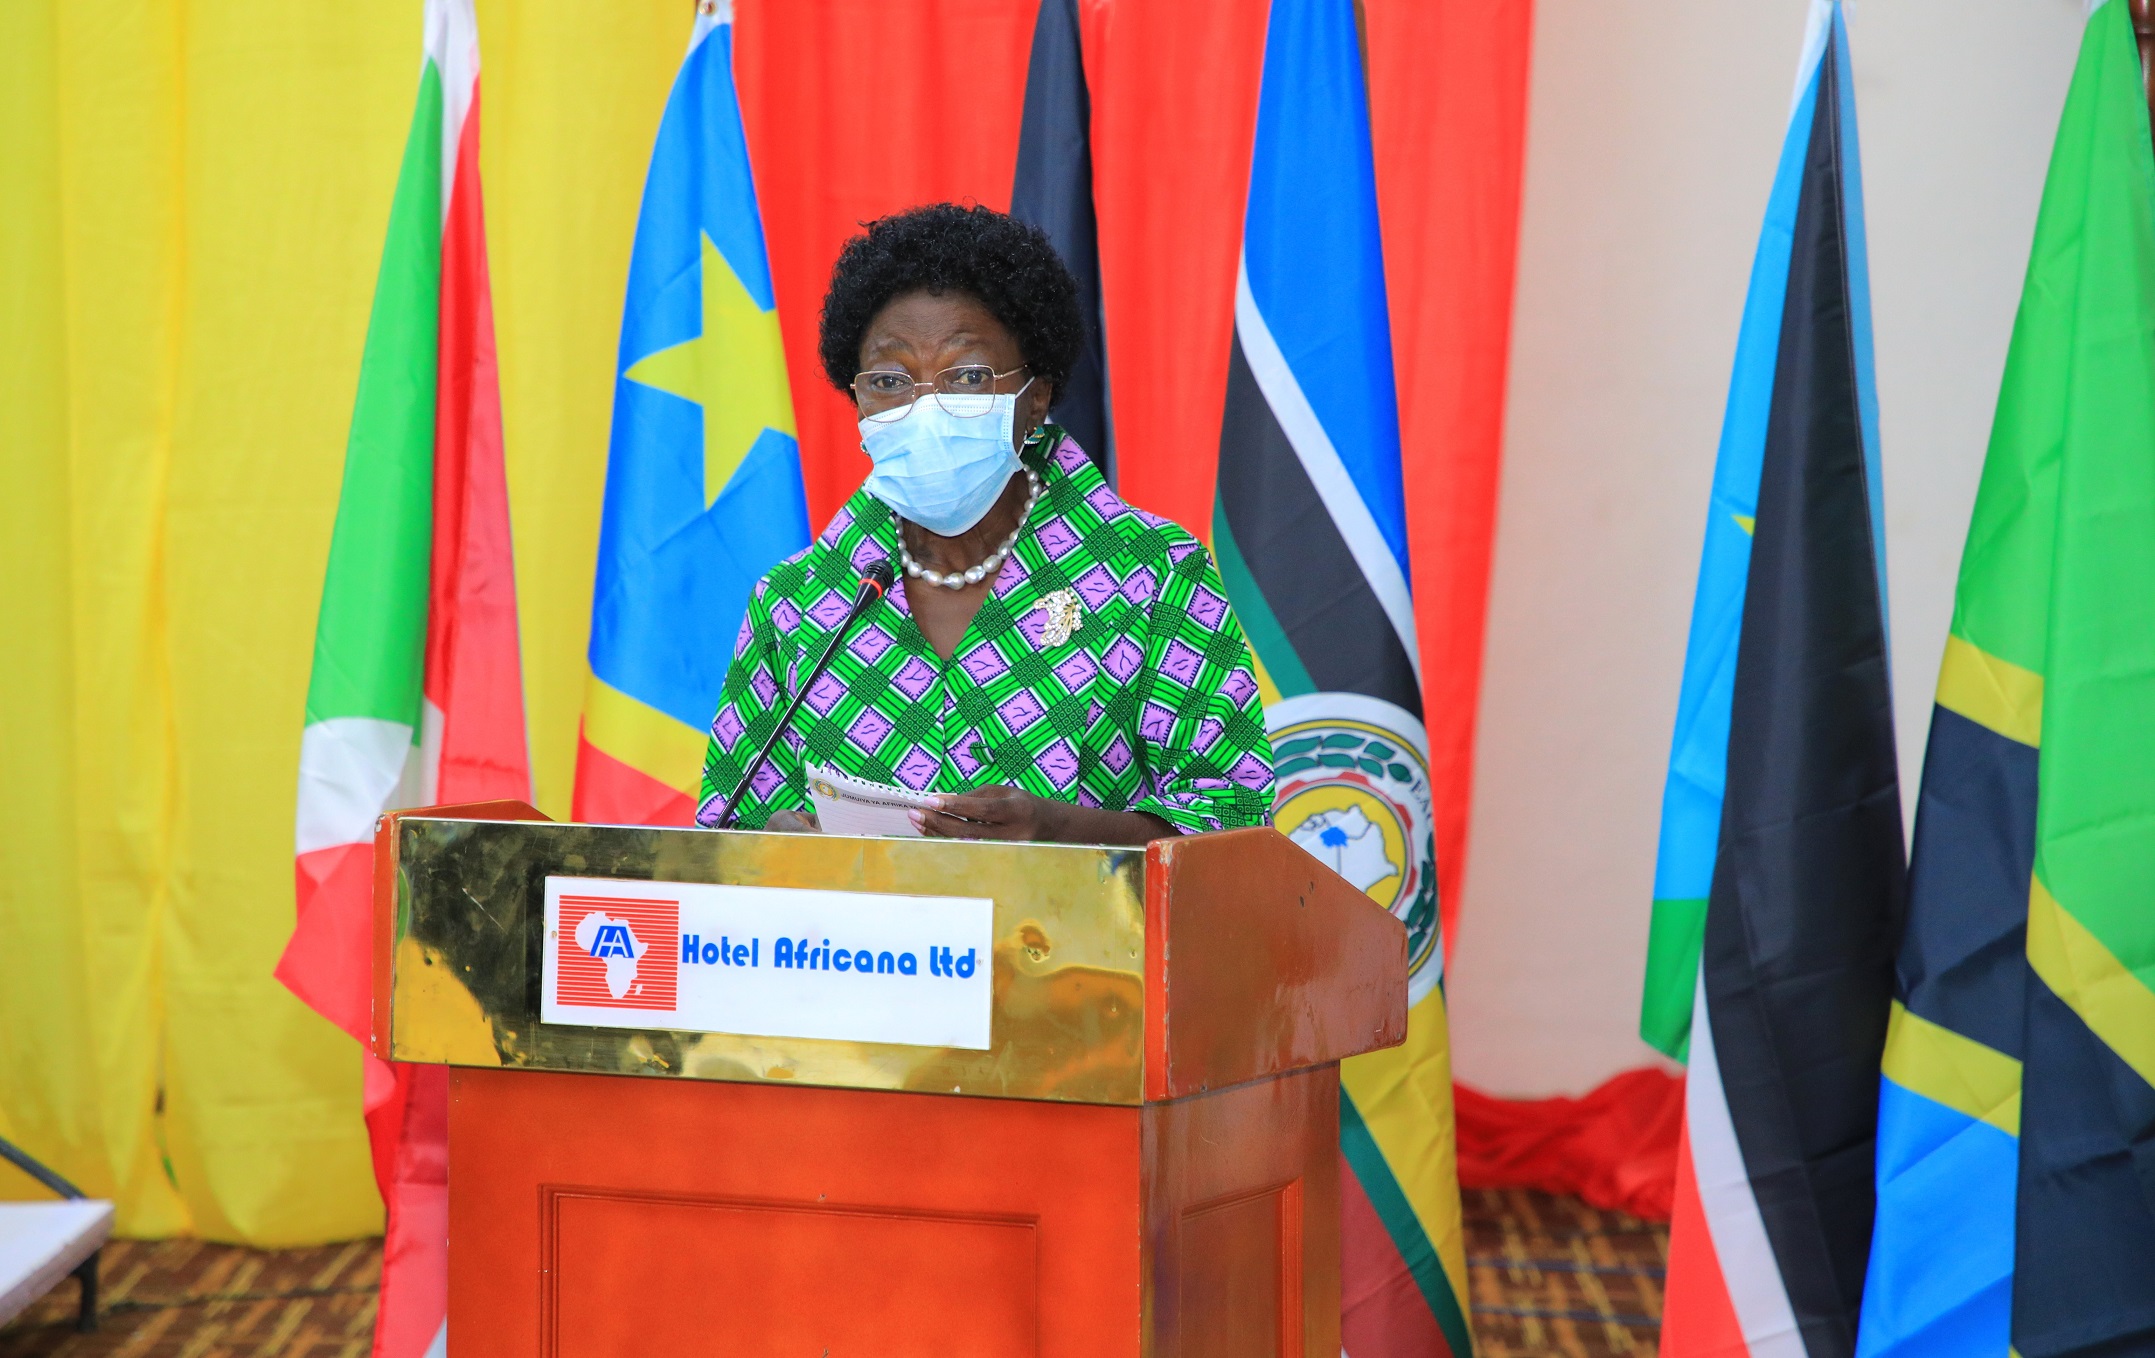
[573,0,807,824]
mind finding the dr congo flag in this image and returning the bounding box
[573,0,808,825]
[1653,5,1906,1356]
[1212,0,1471,1353]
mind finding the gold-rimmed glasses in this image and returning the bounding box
[852,364,1031,424]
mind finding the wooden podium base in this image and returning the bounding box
[449,1066,1340,1357]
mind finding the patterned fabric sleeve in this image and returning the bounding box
[695,579,811,828]
[1127,530,1278,834]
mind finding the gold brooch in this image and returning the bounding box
[1036,589,1083,646]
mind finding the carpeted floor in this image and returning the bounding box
[0,1238,378,1358]
[1,1188,1666,1357]
[1462,1187,1666,1357]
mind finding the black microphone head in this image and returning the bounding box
[864,558,896,592]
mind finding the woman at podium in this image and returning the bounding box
[695,204,1275,845]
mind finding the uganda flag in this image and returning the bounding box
[572,0,807,825]
[1859,4,2155,1353]
[275,2,531,1354]
[1212,0,1469,1353]
[1649,5,1908,1355]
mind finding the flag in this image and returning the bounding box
[276,1,529,1354]
[1651,5,1906,1355]
[2010,0,2155,1336]
[1010,0,1112,482]
[571,0,807,826]
[1860,5,2155,1354]
[1212,1,1469,1352]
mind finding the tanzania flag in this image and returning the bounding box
[1651,6,1906,1356]
[276,1,530,1354]
[1870,5,2155,1353]
[572,0,807,824]
[1011,0,1112,481]
[1212,1,1468,1353]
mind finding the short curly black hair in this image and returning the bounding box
[817,203,1084,397]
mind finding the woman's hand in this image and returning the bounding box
[910,785,1175,845]
[763,809,821,833]
[910,785,1062,841]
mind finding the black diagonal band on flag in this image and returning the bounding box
[1897,703,2034,1054]
[1215,327,1420,715]
[1701,32,1904,1358]
[2012,978,2155,1355]
[1012,0,1111,480]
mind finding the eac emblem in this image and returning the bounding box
[1266,692,1441,1005]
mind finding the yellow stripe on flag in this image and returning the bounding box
[1338,989,1471,1307]
[1879,1000,2021,1136]
[1937,634,2043,747]
[2027,874,2155,1089]
[581,673,709,797]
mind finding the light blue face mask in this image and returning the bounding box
[859,382,1033,537]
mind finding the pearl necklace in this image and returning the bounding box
[899,469,1043,590]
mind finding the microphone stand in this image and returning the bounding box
[711,559,895,829]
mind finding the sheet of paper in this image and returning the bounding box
[805,763,936,838]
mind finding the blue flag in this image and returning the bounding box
[1210,3,1473,1353]
[574,3,808,823]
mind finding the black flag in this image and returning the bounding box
[1011,0,1112,481]
[1660,16,1908,1354]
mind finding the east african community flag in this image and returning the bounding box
[1212,0,1470,1353]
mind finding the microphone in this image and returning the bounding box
[711,558,896,830]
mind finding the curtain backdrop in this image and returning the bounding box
[0,0,1529,1243]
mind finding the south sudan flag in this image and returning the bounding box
[1212,1,1469,1353]
[1861,6,2155,1354]
[1651,6,1908,1355]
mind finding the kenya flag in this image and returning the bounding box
[275,2,529,1354]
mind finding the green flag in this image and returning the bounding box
[1990,3,2155,1350]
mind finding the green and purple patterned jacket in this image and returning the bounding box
[696,431,1276,835]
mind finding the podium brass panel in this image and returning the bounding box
[388,819,1148,1104]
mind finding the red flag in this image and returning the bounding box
[277,2,527,1353]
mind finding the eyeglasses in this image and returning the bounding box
[852,364,1031,424]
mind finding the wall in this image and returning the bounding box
[1448,0,2087,1097]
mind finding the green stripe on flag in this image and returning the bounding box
[1341,1089,1474,1358]
[1211,503,1315,698]
[1640,897,1706,1061]
[303,59,443,727]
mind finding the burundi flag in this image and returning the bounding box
[276,1,530,1354]
[1651,6,1906,1356]
[572,0,807,825]
[1860,5,2155,1353]
[1212,1,1468,1352]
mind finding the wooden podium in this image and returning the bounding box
[374,807,1406,1358]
